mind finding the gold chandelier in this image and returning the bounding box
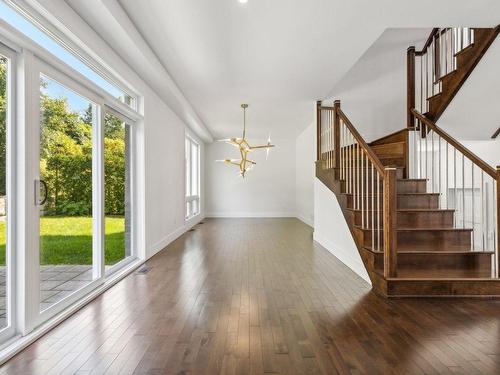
[216,104,275,178]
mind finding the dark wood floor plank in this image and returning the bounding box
[2,218,500,374]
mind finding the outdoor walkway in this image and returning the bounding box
[0,265,93,328]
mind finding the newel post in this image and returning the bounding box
[497,166,500,275]
[383,167,398,278]
[333,100,341,170]
[407,46,416,128]
[316,101,321,162]
[406,47,416,179]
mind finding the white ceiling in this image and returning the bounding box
[65,0,500,140]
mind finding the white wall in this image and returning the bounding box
[438,38,500,140]
[313,180,371,284]
[462,139,500,168]
[143,97,206,258]
[206,138,295,217]
[295,123,315,227]
[325,28,428,141]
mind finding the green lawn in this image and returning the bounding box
[0,216,125,265]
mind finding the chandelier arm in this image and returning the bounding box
[242,105,246,139]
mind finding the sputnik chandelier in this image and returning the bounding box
[216,104,275,178]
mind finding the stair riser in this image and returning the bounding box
[340,180,426,194]
[346,156,405,168]
[345,194,439,210]
[374,253,492,278]
[398,194,439,209]
[335,168,404,180]
[397,181,427,194]
[351,210,454,228]
[355,228,472,251]
[398,211,454,228]
[345,195,384,210]
[398,230,472,251]
[386,280,500,297]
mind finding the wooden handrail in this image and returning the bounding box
[420,28,440,53]
[337,108,386,176]
[411,109,497,178]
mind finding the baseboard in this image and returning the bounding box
[206,212,297,218]
[148,214,205,257]
[313,231,371,285]
[296,214,314,228]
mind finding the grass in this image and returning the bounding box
[0,216,125,266]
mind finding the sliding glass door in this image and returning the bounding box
[104,111,132,272]
[30,58,136,324]
[0,44,15,339]
[38,73,98,311]
[0,8,141,343]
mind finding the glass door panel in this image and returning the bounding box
[104,112,131,270]
[39,75,95,311]
[0,53,10,330]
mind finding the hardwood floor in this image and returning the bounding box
[2,218,500,374]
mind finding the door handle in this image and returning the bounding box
[34,179,48,206]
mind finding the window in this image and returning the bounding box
[185,136,200,220]
[0,1,136,108]
[0,47,13,335]
[0,0,142,342]
[104,112,132,270]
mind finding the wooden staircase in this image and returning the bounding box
[408,27,500,122]
[316,99,500,297]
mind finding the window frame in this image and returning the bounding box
[103,108,137,277]
[185,134,200,220]
[0,41,17,343]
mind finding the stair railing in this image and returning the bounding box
[317,100,399,277]
[408,109,499,276]
[407,28,474,120]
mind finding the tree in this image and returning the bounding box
[0,70,127,216]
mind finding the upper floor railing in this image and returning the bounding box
[407,28,474,117]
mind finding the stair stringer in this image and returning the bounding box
[315,162,388,296]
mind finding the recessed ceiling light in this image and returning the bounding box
[238,0,248,3]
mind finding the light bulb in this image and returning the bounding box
[238,0,248,3]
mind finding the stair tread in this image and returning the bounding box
[363,246,493,255]
[355,225,472,232]
[387,277,499,282]
[397,227,472,231]
[454,43,475,57]
[347,208,453,212]
[371,141,405,147]
[397,208,453,212]
[426,91,443,101]
[341,192,439,196]
[436,69,457,82]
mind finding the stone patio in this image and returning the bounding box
[0,264,93,329]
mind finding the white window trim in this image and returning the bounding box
[0,41,17,344]
[185,135,200,221]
